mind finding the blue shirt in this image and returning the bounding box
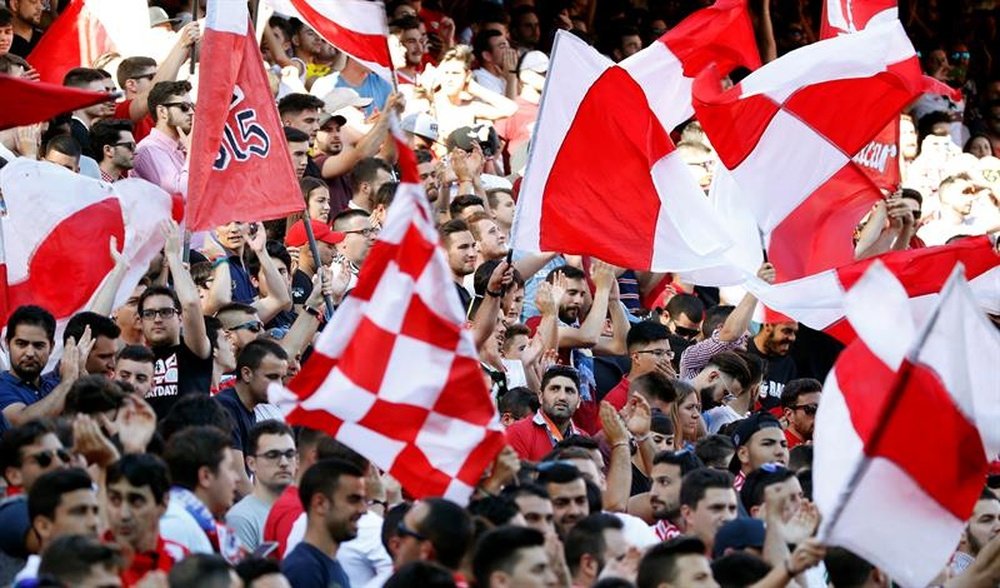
[283,542,351,588]
[0,371,60,413]
[335,73,390,117]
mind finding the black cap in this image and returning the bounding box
[731,412,782,448]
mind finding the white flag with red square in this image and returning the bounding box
[268,133,505,503]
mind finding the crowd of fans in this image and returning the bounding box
[0,0,998,586]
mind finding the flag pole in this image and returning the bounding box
[300,214,337,319]
[818,283,951,542]
[190,0,200,75]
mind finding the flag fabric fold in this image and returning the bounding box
[743,237,1000,342]
[27,0,149,84]
[512,0,760,273]
[820,0,897,38]
[0,158,173,330]
[186,0,303,231]
[814,261,1000,587]
[268,0,392,82]
[0,76,112,131]
[692,19,925,282]
[268,120,505,504]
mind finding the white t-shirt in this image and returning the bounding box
[160,498,214,554]
[473,68,506,96]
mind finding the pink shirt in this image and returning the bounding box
[132,128,188,195]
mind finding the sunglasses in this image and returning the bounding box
[28,449,72,468]
[635,348,675,360]
[163,102,195,113]
[255,449,297,461]
[792,403,818,416]
[397,521,426,541]
[673,325,701,339]
[115,141,137,151]
[232,320,264,334]
[131,73,156,81]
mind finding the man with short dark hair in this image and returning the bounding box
[36,535,124,587]
[348,157,394,212]
[0,8,14,57]
[952,489,1000,576]
[536,463,590,538]
[507,484,555,537]
[133,80,194,194]
[473,526,558,588]
[285,126,311,178]
[6,0,43,57]
[168,553,241,587]
[105,454,188,584]
[113,345,156,398]
[16,468,100,583]
[278,93,326,149]
[393,497,474,579]
[90,119,136,182]
[649,450,703,541]
[739,465,803,520]
[63,67,115,154]
[679,468,738,556]
[137,223,213,419]
[439,218,478,311]
[824,547,889,588]
[604,321,675,412]
[472,29,518,99]
[226,420,297,551]
[161,425,239,560]
[750,318,799,409]
[697,351,753,433]
[1,306,84,427]
[41,135,82,172]
[780,378,822,449]
[333,208,378,287]
[564,513,626,587]
[59,311,121,380]
[282,459,367,588]
[730,413,789,491]
[636,536,718,588]
[506,366,585,461]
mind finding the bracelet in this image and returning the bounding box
[486,288,503,298]
[611,441,629,450]
[508,70,517,74]
[304,306,324,321]
[635,432,652,443]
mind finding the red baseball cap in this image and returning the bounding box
[285,219,345,247]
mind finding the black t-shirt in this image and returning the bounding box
[748,338,797,411]
[9,30,41,58]
[215,388,255,455]
[312,154,354,216]
[292,269,314,306]
[145,342,214,419]
[791,324,844,382]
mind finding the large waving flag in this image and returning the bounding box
[744,237,1000,342]
[512,0,760,273]
[186,0,303,231]
[268,0,392,82]
[820,0,896,38]
[0,159,173,330]
[27,0,149,84]
[692,19,924,283]
[0,76,112,131]
[268,120,506,503]
[814,261,999,587]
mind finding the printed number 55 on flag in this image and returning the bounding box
[214,85,271,171]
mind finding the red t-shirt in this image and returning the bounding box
[262,484,303,558]
[115,99,155,143]
[103,531,187,586]
[784,427,805,450]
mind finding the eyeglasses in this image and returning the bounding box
[792,403,818,416]
[951,51,970,61]
[635,349,675,360]
[27,449,72,468]
[255,449,297,461]
[114,141,137,151]
[397,521,427,541]
[231,320,264,334]
[343,227,378,238]
[163,102,195,113]
[140,307,179,320]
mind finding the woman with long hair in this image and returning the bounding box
[671,380,706,451]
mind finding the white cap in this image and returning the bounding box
[322,87,372,115]
[519,51,549,74]
[401,112,440,142]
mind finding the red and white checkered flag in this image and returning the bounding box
[269,126,505,503]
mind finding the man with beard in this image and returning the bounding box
[695,352,753,433]
[779,379,821,450]
[133,81,194,195]
[506,366,585,461]
[6,0,43,57]
[282,459,367,588]
[91,119,136,182]
[226,421,298,551]
[951,489,1000,575]
[440,219,478,312]
[748,319,799,411]
[649,450,703,541]
[0,306,86,427]
[63,68,116,156]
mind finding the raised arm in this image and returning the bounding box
[718,262,775,342]
[245,224,292,324]
[163,221,211,359]
[127,22,201,120]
